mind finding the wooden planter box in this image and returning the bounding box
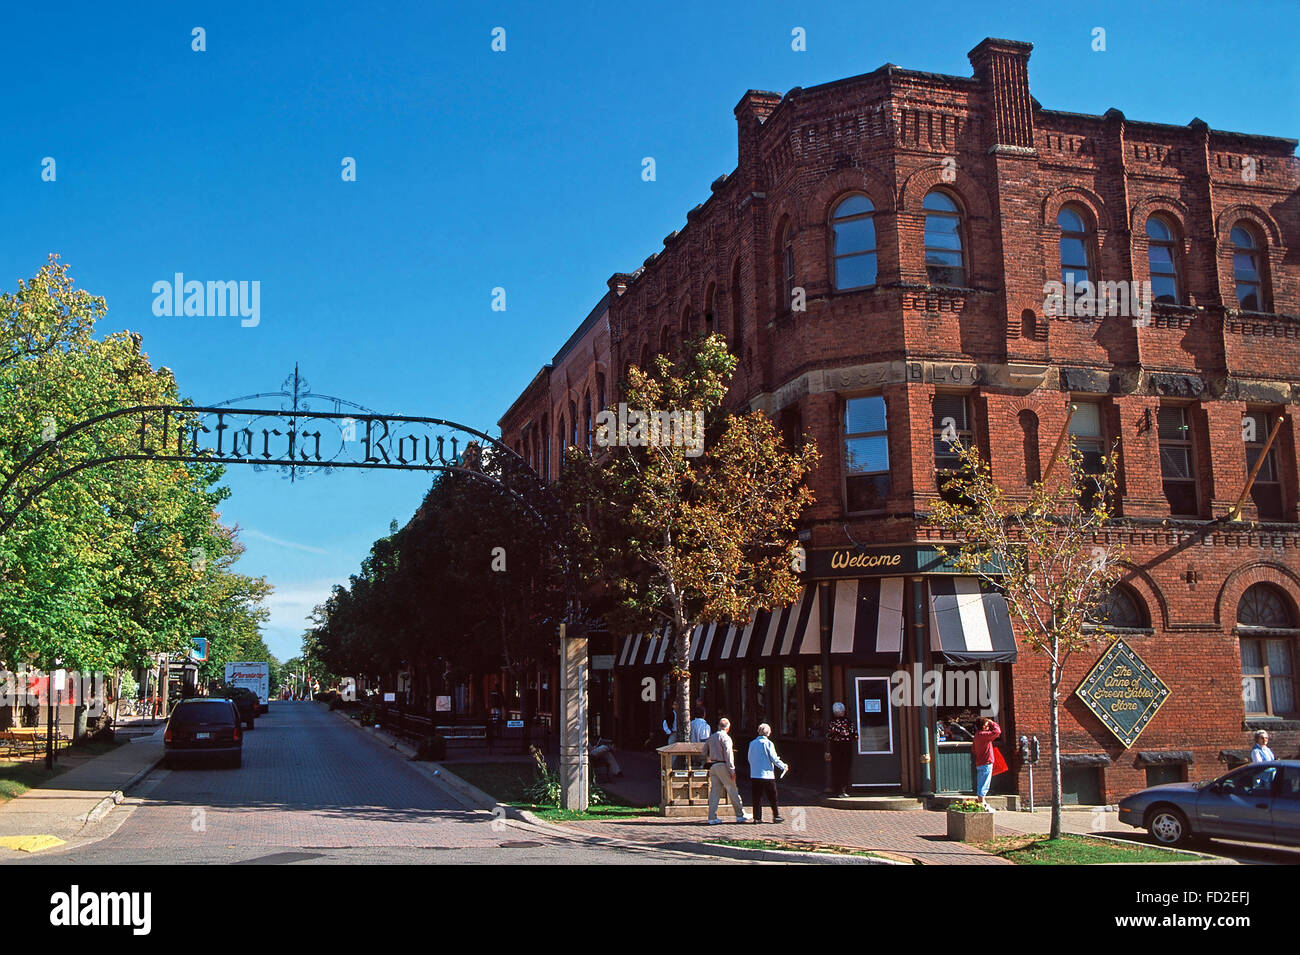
[946,809,994,842]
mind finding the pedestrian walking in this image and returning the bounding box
[972,716,1002,807]
[826,702,857,797]
[689,701,711,743]
[1250,729,1276,763]
[747,723,787,823]
[702,718,752,824]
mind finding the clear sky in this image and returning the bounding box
[5,0,1297,660]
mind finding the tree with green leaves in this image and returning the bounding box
[0,257,269,690]
[926,430,1125,839]
[559,333,818,743]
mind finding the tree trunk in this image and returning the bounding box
[674,620,692,744]
[1049,639,1063,840]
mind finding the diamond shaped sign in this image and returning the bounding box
[1074,638,1170,748]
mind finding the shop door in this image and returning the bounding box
[847,671,902,788]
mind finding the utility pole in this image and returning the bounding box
[559,622,589,811]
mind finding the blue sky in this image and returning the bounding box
[5,0,1297,660]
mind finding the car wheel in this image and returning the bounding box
[1148,806,1190,846]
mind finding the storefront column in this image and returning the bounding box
[819,580,833,794]
[910,576,935,795]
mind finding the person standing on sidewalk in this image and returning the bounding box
[747,723,787,824]
[703,718,751,824]
[826,702,857,797]
[972,716,1002,807]
[689,701,711,744]
[1250,729,1275,763]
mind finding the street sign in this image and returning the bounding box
[435,695,451,712]
[591,654,615,671]
[506,719,524,728]
[383,692,396,702]
[190,637,209,662]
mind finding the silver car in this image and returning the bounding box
[1118,760,1300,847]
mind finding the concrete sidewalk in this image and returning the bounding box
[0,732,163,854]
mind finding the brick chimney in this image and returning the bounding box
[734,89,784,172]
[968,38,1035,151]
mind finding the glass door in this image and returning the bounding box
[848,671,902,788]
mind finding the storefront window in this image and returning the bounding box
[780,667,798,736]
[804,666,824,739]
[755,668,770,728]
[715,671,731,724]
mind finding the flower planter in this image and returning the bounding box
[946,808,994,842]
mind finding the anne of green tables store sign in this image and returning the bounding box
[1075,639,1171,747]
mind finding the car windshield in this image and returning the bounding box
[171,702,234,725]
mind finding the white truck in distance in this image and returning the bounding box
[225,662,270,714]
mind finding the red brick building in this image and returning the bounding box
[499,38,1300,803]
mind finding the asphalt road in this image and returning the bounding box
[13,702,733,866]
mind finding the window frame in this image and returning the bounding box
[1231,224,1265,312]
[1057,205,1094,288]
[842,393,892,515]
[1244,408,1284,520]
[830,193,878,291]
[1236,584,1298,719]
[1069,399,1107,510]
[923,189,966,287]
[1157,404,1199,516]
[1146,215,1183,305]
[779,221,796,311]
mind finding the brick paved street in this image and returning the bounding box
[10,703,736,865]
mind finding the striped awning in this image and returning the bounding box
[615,579,906,669]
[928,577,1018,664]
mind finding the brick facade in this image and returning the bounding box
[500,38,1300,802]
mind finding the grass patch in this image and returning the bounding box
[706,838,893,860]
[442,760,657,823]
[980,833,1209,865]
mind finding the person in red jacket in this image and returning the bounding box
[972,717,1002,807]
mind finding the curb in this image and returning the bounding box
[674,840,909,865]
[78,749,164,830]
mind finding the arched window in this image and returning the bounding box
[557,416,566,455]
[583,390,592,451]
[1018,410,1041,485]
[1087,585,1148,629]
[1058,206,1093,287]
[1238,583,1294,628]
[1238,583,1298,717]
[1231,224,1264,311]
[659,325,671,357]
[569,400,578,448]
[541,413,549,479]
[730,261,744,353]
[680,306,694,343]
[1146,216,1181,304]
[779,221,795,308]
[831,194,877,290]
[703,284,716,337]
[923,190,964,286]
[1021,308,1039,341]
[596,372,606,412]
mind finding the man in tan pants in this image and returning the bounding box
[702,718,752,824]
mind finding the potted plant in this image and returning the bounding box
[946,799,994,842]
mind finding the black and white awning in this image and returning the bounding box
[615,578,906,670]
[928,577,1018,664]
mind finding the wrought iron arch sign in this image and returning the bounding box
[1,402,563,542]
